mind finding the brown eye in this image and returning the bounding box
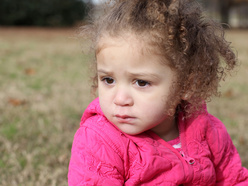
[103,77,115,84]
[136,80,149,87]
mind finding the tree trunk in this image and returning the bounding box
[219,0,232,27]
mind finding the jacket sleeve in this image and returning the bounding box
[207,115,248,185]
[68,126,125,186]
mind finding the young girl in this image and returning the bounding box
[68,0,248,185]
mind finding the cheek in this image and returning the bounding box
[138,99,167,118]
[138,91,168,109]
[98,85,109,100]
[99,91,111,113]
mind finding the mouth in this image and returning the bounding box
[114,114,135,123]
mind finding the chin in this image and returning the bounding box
[121,128,144,136]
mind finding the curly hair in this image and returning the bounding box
[81,0,237,117]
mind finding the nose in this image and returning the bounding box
[113,88,133,106]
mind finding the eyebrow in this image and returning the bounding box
[128,72,161,80]
[97,69,114,76]
[98,69,160,80]
[97,69,110,73]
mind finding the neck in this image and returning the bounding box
[151,116,179,141]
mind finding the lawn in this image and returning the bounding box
[0,27,247,185]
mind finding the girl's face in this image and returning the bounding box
[97,35,179,140]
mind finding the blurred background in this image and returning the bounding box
[0,0,247,185]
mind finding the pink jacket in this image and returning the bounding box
[68,98,248,185]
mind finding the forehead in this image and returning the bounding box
[96,33,144,54]
[96,35,165,69]
[96,34,176,77]
[96,34,174,70]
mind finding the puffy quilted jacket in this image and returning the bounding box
[68,98,248,185]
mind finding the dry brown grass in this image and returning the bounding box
[0,27,92,185]
[0,27,247,185]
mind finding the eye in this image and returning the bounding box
[136,80,150,87]
[102,77,115,85]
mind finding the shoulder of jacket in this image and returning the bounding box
[186,112,226,132]
[79,114,129,158]
[181,112,229,146]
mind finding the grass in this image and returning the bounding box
[0,27,247,185]
[207,29,248,167]
[0,27,92,185]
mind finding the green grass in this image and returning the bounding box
[0,122,18,140]
[0,27,247,185]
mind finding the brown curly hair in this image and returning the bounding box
[81,0,237,117]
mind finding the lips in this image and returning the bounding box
[114,114,135,123]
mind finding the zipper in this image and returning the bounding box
[178,114,195,165]
[180,151,195,165]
